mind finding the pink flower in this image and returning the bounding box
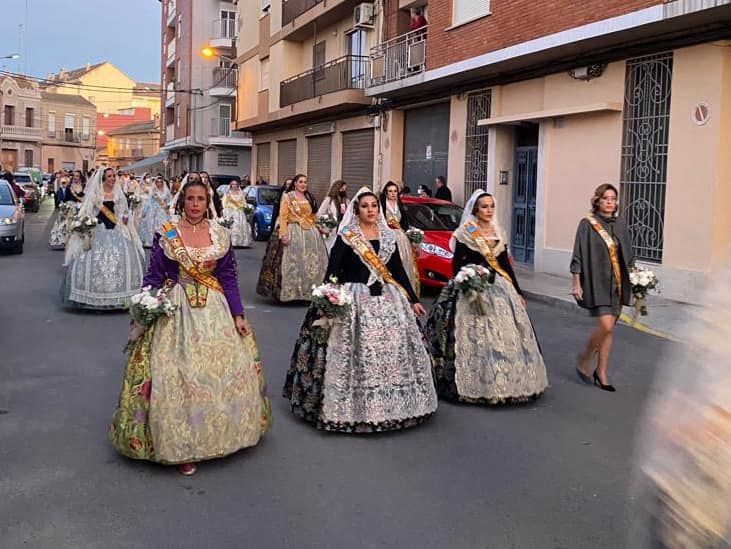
[328,295,338,304]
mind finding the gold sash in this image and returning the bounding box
[341,228,411,302]
[286,191,314,225]
[585,214,622,298]
[386,210,402,231]
[99,203,118,225]
[153,194,168,211]
[224,194,245,210]
[463,221,512,283]
[161,222,224,307]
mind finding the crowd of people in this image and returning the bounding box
[38,166,630,477]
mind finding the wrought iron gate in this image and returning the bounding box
[464,90,491,198]
[511,146,537,263]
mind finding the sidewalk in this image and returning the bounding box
[515,265,697,341]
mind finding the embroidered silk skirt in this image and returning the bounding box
[49,208,72,249]
[109,283,271,464]
[283,283,438,432]
[224,207,252,248]
[426,274,548,405]
[138,198,170,248]
[61,225,144,310]
[394,229,420,298]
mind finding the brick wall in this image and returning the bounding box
[418,0,662,70]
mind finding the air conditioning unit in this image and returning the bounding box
[353,3,374,28]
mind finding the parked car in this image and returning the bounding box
[0,179,25,253]
[216,184,230,197]
[12,172,40,212]
[245,185,283,241]
[401,195,463,289]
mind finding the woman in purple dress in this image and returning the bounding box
[109,178,271,476]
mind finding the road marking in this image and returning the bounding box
[619,312,678,342]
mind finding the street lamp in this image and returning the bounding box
[0,53,20,60]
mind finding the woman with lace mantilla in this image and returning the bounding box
[138,175,171,248]
[109,178,271,476]
[380,180,420,296]
[61,168,144,310]
[283,187,438,433]
[256,173,328,302]
[425,190,548,405]
[221,179,253,247]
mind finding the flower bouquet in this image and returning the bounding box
[454,264,495,315]
[125,284,178,351]
[58,202,75,217]
[217,215,235,229]
[128,195,143,210]
[405,227,425,245]
[244,203,255,220]
[629,265,660,318]
[70,214,99,251]
[311,277,352,330]
[315,214,338,233]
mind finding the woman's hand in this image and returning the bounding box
[281,234,290,246]
[122,214,129,225]
[234,315,250,337]
[412,303,426,317]
[570,284,584,301]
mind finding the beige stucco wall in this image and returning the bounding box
[447,95,467,206]
[41,144,95,171]
[377,109,405,191]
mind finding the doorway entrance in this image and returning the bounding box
[511,124,538,264]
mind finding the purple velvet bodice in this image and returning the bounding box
[142,233,245,317]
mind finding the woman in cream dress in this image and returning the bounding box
[316,179,348,251]
[221,179,252,247]
[137,176,171,248]
[109,178,271,475]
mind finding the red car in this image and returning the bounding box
[401,195,463,289]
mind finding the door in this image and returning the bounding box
[306,134,332,202]
[403,103,449,194]
[1,149,18,172]
[511,146,538,263]
[346,30,367,87]
[341,129,374,187]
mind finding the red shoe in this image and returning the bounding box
[177,463,197,476]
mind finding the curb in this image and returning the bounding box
[524,290,675,341]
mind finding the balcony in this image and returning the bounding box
[1,125,42,141]
[63,131,81,144]
[209,67,237,97]
[210,18,236,49]
[280,55,368,108]
[131,148,144,158]
[165,82,176,107]
[280,0,364,41]
[368,27,426,90]
[166,38,176,69]
[166,0,176,27]
[209,118,252,147]
[166,124,175,143]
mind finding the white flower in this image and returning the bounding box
[140,295,159,309]
[130,292,144,305]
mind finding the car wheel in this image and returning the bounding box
[13,235,24,254]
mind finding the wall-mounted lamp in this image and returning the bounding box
[499,170,509,185]
[568,63,607,81]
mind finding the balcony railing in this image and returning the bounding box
[166,38,176,66]
[212,67,237,89]
[131,148,144,157]
[166,0,176,26]
[282,0,324,26]
[280,55,368,108]
[0,125,42,140]
[369,27,427,87]
[212,18,236,40]
[64,132,81,143]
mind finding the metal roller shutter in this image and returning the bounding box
[277,139,297,184]
[341,129,374,188]
[306,134,332,203]
[256,142,270,183]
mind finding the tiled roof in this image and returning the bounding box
[48,62,106,82]
[107,120,159,136]
[40,92,95,108]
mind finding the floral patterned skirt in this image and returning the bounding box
[224,207,252,248]
[283,283,437,433]
[49,211,69,250]
[425,277,548,405]
[109,285,271,464]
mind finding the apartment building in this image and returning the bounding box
[234,0,379,198]
[0,75,42,172]
[40,92,97,173]
[107,120,161,169]
[357,0,731,302]
[159,0,251,178]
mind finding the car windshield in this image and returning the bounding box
[257,188,281,206]
[0,184,15,206]
[404,202,463,231]
[14,174,32,184]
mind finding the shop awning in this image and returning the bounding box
[478,102,622,126]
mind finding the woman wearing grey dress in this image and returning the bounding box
[570,184,634,392]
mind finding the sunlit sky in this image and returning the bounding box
[0,0,161,83]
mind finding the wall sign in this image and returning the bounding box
[692,102,710,126]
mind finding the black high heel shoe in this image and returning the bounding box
[575,354,591,384]
[593,370,616,392]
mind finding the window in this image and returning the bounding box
[452,0,491,27]
[4,105,15,126]
[48,111,56,138]
[313,41,326,68]
[259,57,270,91]
[346,30,367,86]
[24,149,33,168]
[25,107,34,128]
[82,118,91,140]
[64,113,75,142]
[218,104,232,137]
[220,10,236,38]
[176,104,181,128]
[48,158,55,172]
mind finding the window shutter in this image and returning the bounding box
[341,129,374,188]
[453,0,490,26]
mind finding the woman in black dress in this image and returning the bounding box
[283,187,437,432]
[571,183,634,392]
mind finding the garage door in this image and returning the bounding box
[256,142,270,183]
[306,134,332,202]
[277,139,297,184]
[341,129,374,188]
[404,103,450,195]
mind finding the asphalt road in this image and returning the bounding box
[0,200,672,549]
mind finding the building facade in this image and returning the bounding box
[234,0,378,198]
[359,0,731,303]
[107,120,161,169]
[0,75,43,172]
[40,92,97,173]
[159,0,251,178]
